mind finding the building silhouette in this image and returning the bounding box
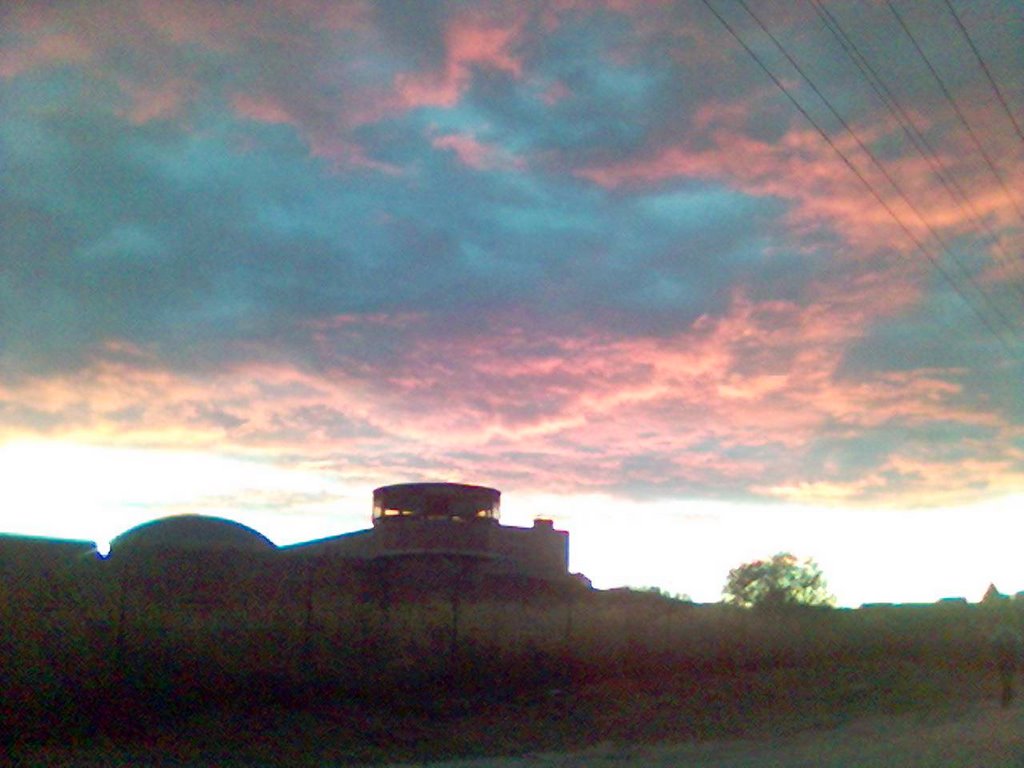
[1,482,573,607]
[284,483,567,580]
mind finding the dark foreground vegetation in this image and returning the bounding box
[0,558,1015,766]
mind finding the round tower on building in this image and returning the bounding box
[372,482,500,525]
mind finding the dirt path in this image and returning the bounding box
[13,698,1024,766]
[388,700,1024,768]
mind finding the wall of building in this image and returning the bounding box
[282,516,570,588]
[488,520,568,580]
[0,534,104,611]
[373,518,494,558]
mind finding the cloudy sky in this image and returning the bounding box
[2,0,1022,605]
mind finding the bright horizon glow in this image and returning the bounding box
[504,491,1024,607]
[0,440,372,551]
[1,441,1019,608]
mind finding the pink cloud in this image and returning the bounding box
[230,92,401,173]
[225,7,532,172]
[0,31,93,79]
[132,0,373,50]
[0,3,634,174]
[759,448,1024,508]
[119,77,192,124]
[231,93,296,126]
[0,280,1014,507]
[578,98,1024,277]
[430,131,522,171]
[394,12,525,110]
[2,0,384,158]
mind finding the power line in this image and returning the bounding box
[943,0,1024,145]
[884,0,1024,222]
[735,0,1023,343]
[697,0,1024,362]
[807,0,1024,304]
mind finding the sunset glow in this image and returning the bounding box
[2,0,1022,607]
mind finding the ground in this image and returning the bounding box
[6,657,1021,767]
[384,700,1024,768]
[9,697,1024,767]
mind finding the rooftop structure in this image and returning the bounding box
[289,482,569,587]
[373,482,500,525]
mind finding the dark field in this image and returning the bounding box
[1,557,1018,766]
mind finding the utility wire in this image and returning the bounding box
[806,0,1024,305]
[734,0,1023,347]
[885,0,1024,222]
[943,0,1024,145]
[697,0,1023,361]
[736,0,1022,343]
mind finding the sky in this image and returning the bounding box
[2,0,1022,607]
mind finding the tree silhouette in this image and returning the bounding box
[722,552,834,609]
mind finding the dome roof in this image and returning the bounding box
[109,515,275,555]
